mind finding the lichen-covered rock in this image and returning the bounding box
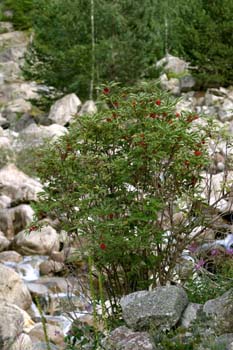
[120,286,188,331]
[102,326,155,350]
[203,289,233,335]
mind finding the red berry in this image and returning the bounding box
[103,87,110,95]
[155,99,161,106]
[194,150,202,156]
[100,243,106,250]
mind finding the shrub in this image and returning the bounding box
[34,82,213,306]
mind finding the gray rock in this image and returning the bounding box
[0,264,32,309]
[0,46,26,63]
[0,301,24,350]
[180,75,196,92]
[12,225,60,255]
[0,195,11,209]
[218,98,233,122]
[156,54,189,75]
[0,31,28,49]
[78,100,97,116]
[0,250,23,263]
[3,98,32,117]
[18,122,68,149]
[0,22,14,33]
[48,93,82,125]
[160,73,180,95]
[29,323,64,348]
[120,286,188,331]
[0,232,10,251]
[203,289,233,335]
[39,259,65,276]
[0,61,21,83]
[0,164,43,203]
[102,326,155,350]
[32,342,59,350]
[181,302,203,328]
[215,334,233,350]
[10,334,33,350]
[0,204,34,239]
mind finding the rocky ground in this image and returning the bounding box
[0,19,233,350]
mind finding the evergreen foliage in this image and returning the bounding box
[1,0,33,30]
[2,0,233,97]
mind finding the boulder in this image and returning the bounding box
[0,61,21,83]
[18,123,68,148]
[26,282,49,297]
[0,164,43,203]
[181,302,203,328]
[199,171,233,212]
[156,54,189,75]
[0,301,24,350]
[0,31,28,49]
[180,75,196,92]
[120,286,188,331]
[34,276,77,294]
[0,195,11,209]
[10,334,33,350]
[0,204,34,239]
[0,250,23,263]
[48,93,82,125]
[3,98,32,116]
[12,225,60,255]
[29,323,65,348]
[0,264,32,310]
[102,326,155,350]
[160,74,180,95]
[0,22,14,33]
[218,99,233,122]
[32,342,59,350]
[203,289,233,335]
[0,231,10,251]
[39,259,65,276]
[78,100,97,116]
[1,82,39,102]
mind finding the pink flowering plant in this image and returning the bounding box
[34,82,215,305]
